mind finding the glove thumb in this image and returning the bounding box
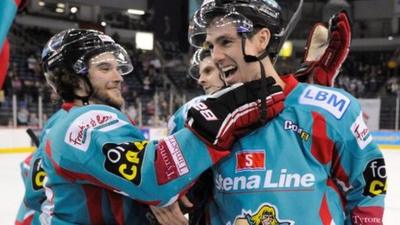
[304,23,329,62]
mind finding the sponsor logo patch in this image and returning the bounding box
[351,112,372,150]
[102,141,147,185]
[284,120,310,141]
[231,203,294,225]
[65,110,128,151]
[215,169,315,193]
[155,136,189,184]
[236,151,265,172]
[363,158,386,197]
[299,86,350,119]
[351,206,383,225]
[32,158,46,190]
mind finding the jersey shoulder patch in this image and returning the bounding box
[350,112,372,150]
[65,109,128,151]
[299,85,350,119]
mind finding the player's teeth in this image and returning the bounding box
[222,65,235,72]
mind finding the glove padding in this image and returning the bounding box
[295,10,351,86]
[186,77,285,150]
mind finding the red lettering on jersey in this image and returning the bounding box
[351,206,383,225]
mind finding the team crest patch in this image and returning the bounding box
[102,141,147,185]
[65,110,128,151]
[299,86,350,119]
[231,203,294,225]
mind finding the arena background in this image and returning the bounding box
[0,0,399,224]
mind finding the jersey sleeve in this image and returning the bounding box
[322,94,386,224]
[22,148,46,211]
[23,109,67,210]
[167,105,186,135]
[168,95,209,135]
[45,105,229,206]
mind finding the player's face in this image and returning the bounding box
[198,56,224,94]
[88,52,125,109]
[205,18,261,85]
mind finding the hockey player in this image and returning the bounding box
[152,9,355,224]
[168,48,225,135]
[149,48,224,225]
[186,0,386,224]
[15,108,67,225]
[17,47,225,225]
[38,28,285,224]
[191,48,226,94]
[153,8,354,225]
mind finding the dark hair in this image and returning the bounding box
[49,68,84,102]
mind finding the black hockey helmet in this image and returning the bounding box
[41,29,133,91]
[190,0,284,59]
[188,48,212,80]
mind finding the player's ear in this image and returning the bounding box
[256,28,271,53]
[75,76,90,96]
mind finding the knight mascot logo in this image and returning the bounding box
[234,203,293,225]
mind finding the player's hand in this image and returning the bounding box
[295,10,351,86]
[186,77,285,150]
[150,195,193,225]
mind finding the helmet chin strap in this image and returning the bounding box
[218,73,228,90]
[73,76,93,106]
[241,38,269,63]
[240,36,269,124]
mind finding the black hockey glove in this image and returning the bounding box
[186,77,285,150]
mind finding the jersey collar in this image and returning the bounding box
[61,102,75,111]
[281,74,299,96]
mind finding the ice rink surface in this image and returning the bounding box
[1,149,399,225]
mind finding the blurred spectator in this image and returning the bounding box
[11,74,23,98]
[386,77,399,96]
[28,112,39,127]
[147,64,163,87]
[27,54,38,72]
[17,107,29,126]
[142,75,155,95]
[150,58,161,70]
[146,99,155,116]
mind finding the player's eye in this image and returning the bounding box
[220,39,232,47]
[98,65,112,72]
